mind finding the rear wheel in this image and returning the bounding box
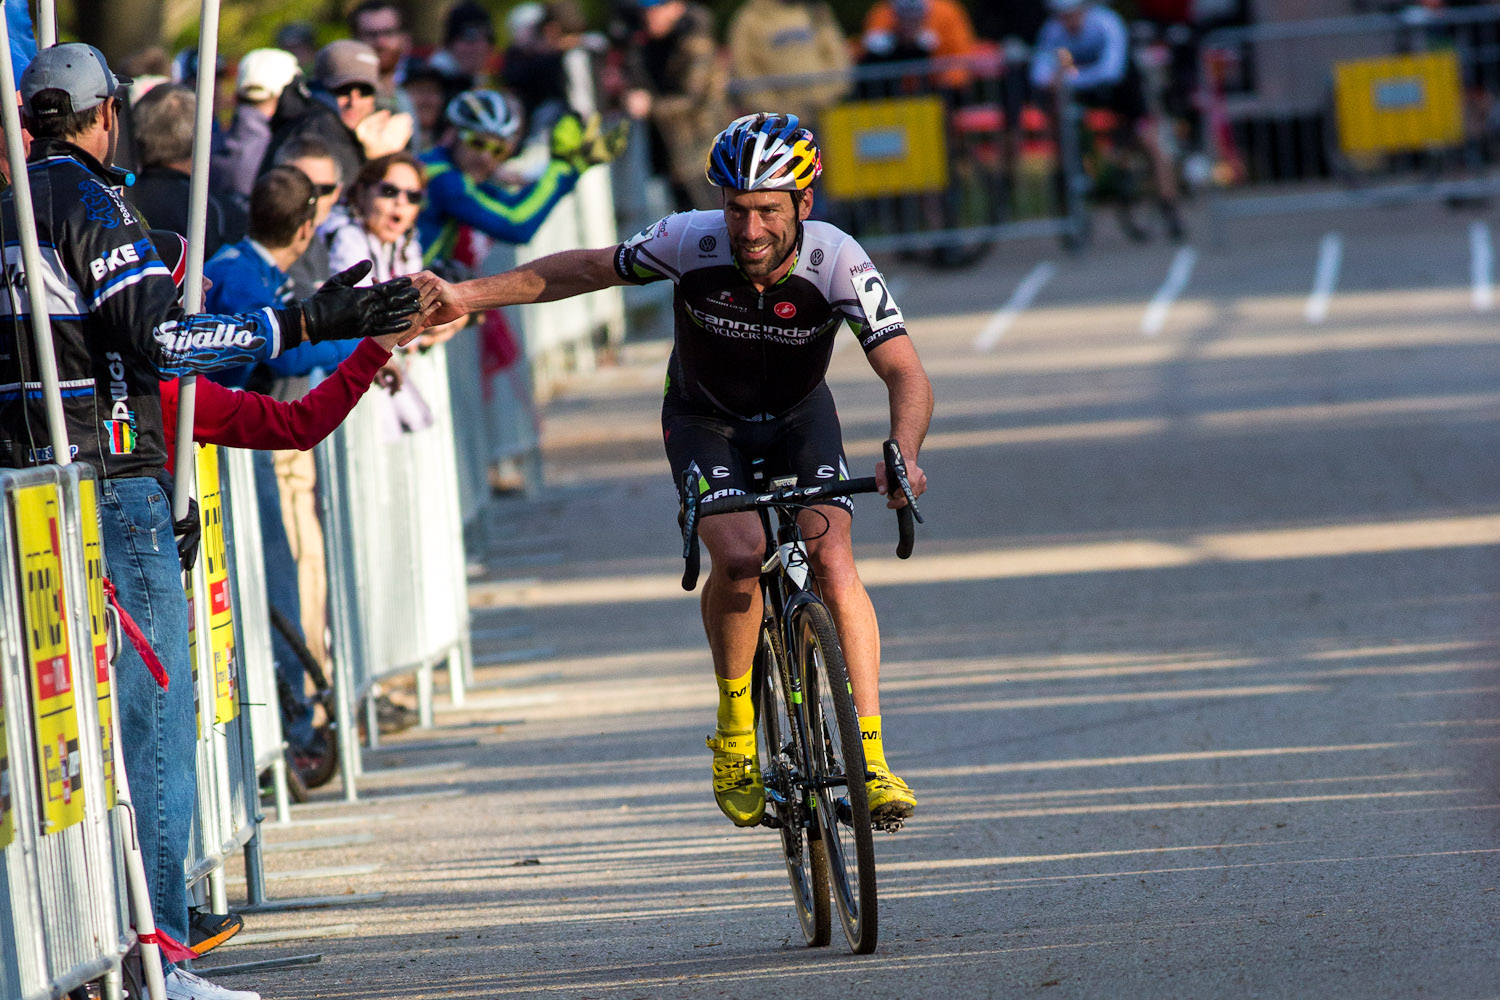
[794,602,878,954]
[756,621,830,947]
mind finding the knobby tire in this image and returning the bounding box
[757,621,831,947]
[795,602,878,954]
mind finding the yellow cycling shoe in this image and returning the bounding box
[866,763,917,826]
[706,731,765,827]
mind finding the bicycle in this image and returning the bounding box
[679,439,923,954]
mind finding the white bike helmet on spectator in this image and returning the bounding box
[444,89,523,141]
[705,113,821,193]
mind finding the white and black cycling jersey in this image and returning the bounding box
[614,210,907,421]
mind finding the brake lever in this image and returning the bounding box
[883,439,924,524]
[883,439,922,560]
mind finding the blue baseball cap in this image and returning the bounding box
[20,42,129,119]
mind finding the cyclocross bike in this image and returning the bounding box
[679,439,923,955]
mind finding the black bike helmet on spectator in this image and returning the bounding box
[705,112,822,193]
[443,89,523,141]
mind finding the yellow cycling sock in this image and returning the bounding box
[716,673,754,735]
[860,715,889,770]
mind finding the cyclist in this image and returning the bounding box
[412,112,932,828]
[1030,0,1184,239]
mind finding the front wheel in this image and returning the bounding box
[793,602,878,954]
[757,621,831,947]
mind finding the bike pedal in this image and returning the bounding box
[760,814,785,829]
[874,817,905,834]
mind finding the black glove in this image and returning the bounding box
[291,262,422,343]
[174,498,201,574]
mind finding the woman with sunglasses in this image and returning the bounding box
[329,152,468,348]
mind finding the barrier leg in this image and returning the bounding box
[118,804,168,1000]
[364,696,379,752]
[417,665,434,730]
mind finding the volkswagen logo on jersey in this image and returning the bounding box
[774,301,797,319]
[810,249,824,266]
[699,235,717,252]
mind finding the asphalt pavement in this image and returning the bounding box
[205,199,1500,999]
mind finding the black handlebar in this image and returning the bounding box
[678,438,923,591]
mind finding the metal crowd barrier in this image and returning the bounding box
[317,342,473,801]
[728,49,1089,259]
[220,447,293,837]
[0,464,132,1000]
[1200,6,1500,227]
[180,446,260,921]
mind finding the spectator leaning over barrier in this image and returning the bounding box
[0,42,423,1000]
[126,83,247,258]
[1030,0,1184,239]
[417,89,626,273]
[262,39,413,194]
[726,0,851,133]
[210,48,302,204]
[622,0,728,211]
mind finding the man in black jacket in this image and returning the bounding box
[2,42,420,1000]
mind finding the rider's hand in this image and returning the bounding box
[875,456,926,510]
[410,271,474,328]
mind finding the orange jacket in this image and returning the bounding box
[862,0,978,90]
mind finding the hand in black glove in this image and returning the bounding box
[174,498,201,574]
[296,261,423,343]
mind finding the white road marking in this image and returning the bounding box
[974,261,1056,351]
[1141,247,1197,336]
[1305,232,1342,324]
[1470,221,1493,311]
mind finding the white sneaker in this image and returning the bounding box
[164,969,261,1000]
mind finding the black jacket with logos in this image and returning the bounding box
[0,138,301,480]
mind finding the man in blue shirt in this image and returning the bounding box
[1031,0,1183,239]
[204,166,344,778]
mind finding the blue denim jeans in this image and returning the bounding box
[98,476,194,965]
[252,451,317,751]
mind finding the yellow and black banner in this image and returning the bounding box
[78,480,116,807]
[12,482,85,834]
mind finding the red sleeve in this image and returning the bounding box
[161,378,181,474]
[191,338,394,452]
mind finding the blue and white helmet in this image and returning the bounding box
[705,113,822,192]
[443,89,523,140]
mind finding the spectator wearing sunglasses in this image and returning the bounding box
[262,39,412,192]
[331,153,470,349]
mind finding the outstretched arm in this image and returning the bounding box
[413,245,625,326]
[866,336,933,506]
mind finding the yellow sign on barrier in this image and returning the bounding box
[1334,50,1464,156]
[1,651,11,850]
[78,480,115,807]
[12,482,85,833]
[821,96,949,200]
[186,446,237,729]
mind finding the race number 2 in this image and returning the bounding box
[854,269,905,336]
